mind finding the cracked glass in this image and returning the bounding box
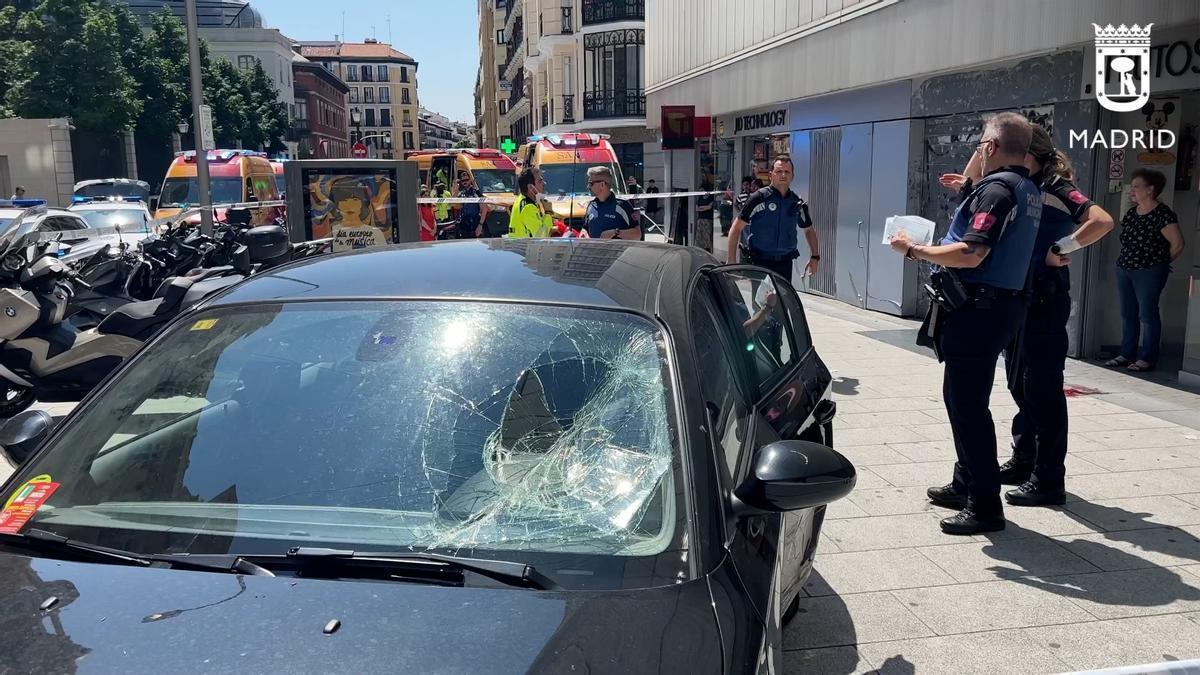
[15,301,681,563]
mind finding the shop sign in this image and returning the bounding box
[734,108,788,136]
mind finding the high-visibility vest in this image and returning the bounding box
[508,195,552,238]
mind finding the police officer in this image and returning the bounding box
[726,157,818,281]
[584,166,639,240]
[889,112,1041,535]
[456,171,488,239]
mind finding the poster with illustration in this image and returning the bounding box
[304,170,397,242]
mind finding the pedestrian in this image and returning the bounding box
[730,176,754,236]
[942,124,1115,507]
[10,186,25,200]
[508,167,553,238]
[671,190,689,246]
[584,166,639,240]
[1105,169,1185,372]
[456,171,488,239]
[726,157,819,281]
[889,112,1041,535]
[433,181,453,232]
[625,174,641,195]
[644,179,661,224]
[694,178,715,253]
[718,182,736,236]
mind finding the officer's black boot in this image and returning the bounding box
[1005,480,1067,507]
[998,457,1033,485]
[926,483,967,510]
[940,504,1005,535]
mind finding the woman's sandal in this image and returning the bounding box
[1104,356,1130,367]
[1127,361,1155,372]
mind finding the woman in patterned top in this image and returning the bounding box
[1107,169,1186,372]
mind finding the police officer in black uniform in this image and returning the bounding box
[725,157,819,281]
[889,112,1042,535]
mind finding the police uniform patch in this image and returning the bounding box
[768,203,777,212]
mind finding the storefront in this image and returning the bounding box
[1075,22,1200,384]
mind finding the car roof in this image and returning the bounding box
[73,178,150,189]
[69,202,148,211]
[215,239,717,319]
[0,209,23,219]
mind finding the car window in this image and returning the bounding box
[14,301,682,567]
[37,216,87,233]
[714,270,797,394]
[76,209,150,232]
[776,281,813,357]
[690,279,751,487]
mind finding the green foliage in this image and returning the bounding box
[0,3,291,150]
[6,0,141,132]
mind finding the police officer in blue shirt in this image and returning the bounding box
[584,166,640,240]
[889,112,1042,535]
[725,157,819,281]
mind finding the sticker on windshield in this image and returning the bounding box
[0,480,58,534]
[190,319,219,331]
[3,474,51,509]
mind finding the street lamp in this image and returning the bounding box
[178,121,189,135]
[350,108,363,146]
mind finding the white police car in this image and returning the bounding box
[67,197,154,252]
[0,200,92,261]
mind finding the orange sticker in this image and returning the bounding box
[0,481,59,534]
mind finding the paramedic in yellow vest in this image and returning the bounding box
[433,181,453,223]
[509,167,554,238]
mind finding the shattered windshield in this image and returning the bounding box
[15,301,682,566]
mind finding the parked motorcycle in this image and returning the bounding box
[0,225,291,418]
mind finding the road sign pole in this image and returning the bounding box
[185,0,214,236]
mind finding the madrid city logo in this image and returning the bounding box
[1093,23,1153,112]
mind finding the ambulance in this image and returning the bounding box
[515,133,628,233]
[406,149,518,237]
[152,149,282,224]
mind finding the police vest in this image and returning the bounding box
[942,171,1042,290]
[1030,201,1075,283]
[742,187,805,257]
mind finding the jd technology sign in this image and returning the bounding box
[734,109,787,134]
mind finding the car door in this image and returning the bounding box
[687,274,783,673]
[705,265,835,624]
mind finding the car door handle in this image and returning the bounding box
[856,221,865,249]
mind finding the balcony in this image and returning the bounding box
[562,94,575,123]
[583,89,644,119]
[582,0,643,26]
[506,16,523,64]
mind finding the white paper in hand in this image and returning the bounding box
[882,215,936,246]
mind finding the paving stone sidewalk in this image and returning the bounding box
[783,293,1200,675]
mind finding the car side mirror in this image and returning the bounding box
[0,410,53,466]
[733,440,855,514]
[149,197,159,213]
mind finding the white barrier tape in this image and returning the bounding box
[150,200,288,229]
[417,189,729,205]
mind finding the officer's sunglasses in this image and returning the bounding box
[976,138,997,153]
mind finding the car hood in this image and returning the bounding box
[0,552,721,674]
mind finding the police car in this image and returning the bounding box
[67,197,154,253]
[0,200,92,262]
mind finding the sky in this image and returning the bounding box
[253,0,481,123]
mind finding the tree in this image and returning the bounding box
[453,138,473,149]
[244,60,289,153]
[202,55,252,148]
[0,5,29,118]
[7,0,141,133]
[132,8,190,140]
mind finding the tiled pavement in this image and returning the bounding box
[782,293,1200,674]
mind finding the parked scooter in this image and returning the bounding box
[0,226,289,418]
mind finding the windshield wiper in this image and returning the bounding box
[0,529,274,577]
[280,547,560,591]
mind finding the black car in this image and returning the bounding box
[0,238,853,674]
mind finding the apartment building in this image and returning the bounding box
[299,40,420,157]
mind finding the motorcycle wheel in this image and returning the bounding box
[0,383,36,419]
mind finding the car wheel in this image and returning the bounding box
[781,591,801,625]
[0,384,35,419]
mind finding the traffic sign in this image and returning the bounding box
[352,142,368,159]
[500,137,517,154]
[199,104,215,151]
